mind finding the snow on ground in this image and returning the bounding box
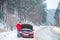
[51,27,60,34]
[36,26,60,40]
[0,30,19,40]
[0,26,60,40]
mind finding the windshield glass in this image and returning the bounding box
[21,29,32,32]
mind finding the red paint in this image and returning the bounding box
[16,23,22,31]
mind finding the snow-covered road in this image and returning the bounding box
[0,26,60,40]
[36,26,60,40]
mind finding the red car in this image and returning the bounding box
[20,24,33,38]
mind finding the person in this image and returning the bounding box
[16,21,22,37]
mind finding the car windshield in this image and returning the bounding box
[21,29,32,32]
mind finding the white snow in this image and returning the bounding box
[0,30,18,40]
[0,23,5,29]
[0,26,60,40]
[0,23,7,30]
[52,27,60,34]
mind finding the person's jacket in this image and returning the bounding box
[16,23,22,31]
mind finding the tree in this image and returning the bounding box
[0,0,5,20]
[0,0,47,30]
[0,10,4,20]
[5,0,47,25]
[54,2,60,27]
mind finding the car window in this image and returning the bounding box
[21,29,32,32]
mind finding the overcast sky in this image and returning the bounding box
[46,0,59,9]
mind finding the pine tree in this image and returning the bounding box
[54,2,60,27]
[0,0,5,20]
[19,0,47,25]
